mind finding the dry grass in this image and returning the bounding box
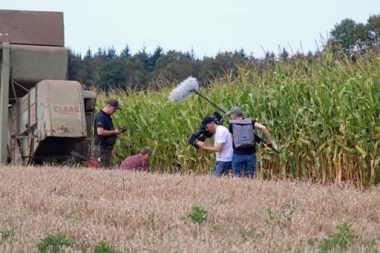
[0,166,379,252]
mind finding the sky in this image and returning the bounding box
[2,0,379,59]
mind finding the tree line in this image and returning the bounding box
[67,15,380,91]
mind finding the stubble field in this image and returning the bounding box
[0,166,379,252]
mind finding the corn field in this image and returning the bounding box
[96,52,379,188]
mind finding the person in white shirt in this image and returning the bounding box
[196,115,233,176]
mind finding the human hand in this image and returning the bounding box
[196,141,204,148]
[115,128,123,134]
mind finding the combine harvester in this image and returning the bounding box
[0,9,97,166]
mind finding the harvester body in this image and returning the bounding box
[0,9,96,165]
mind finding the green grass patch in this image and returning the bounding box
[37,234,74,253]
[94,241,121,253]
[319,222,357,252]
[188,205,208,223]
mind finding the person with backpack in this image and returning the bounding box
[227,106,274,178]
[196,115,233,176]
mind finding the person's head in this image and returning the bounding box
[103,99,121,115]
[201,115,218,133]
[139,146,152,160]
[226,106,243,120]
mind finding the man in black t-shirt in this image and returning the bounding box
[227,106,274,178]
[93,99,124,169]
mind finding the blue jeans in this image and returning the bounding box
[232,153,256,178]
[212,161,232,177]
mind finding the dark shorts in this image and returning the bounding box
[93,145,113,169]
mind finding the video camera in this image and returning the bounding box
[188,111,224,149]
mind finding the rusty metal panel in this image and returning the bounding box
[0,9,64,46]
[10,44,68,85]
[15,87,36,135]
[36,80,86,140]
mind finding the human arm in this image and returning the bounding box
[254,122,273,147]
[95,115,123,136]
[196,141,224,152]
[97,127,122,136]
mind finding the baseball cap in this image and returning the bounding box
[201,115,214,128]
[226,106,242,116]
[106,99,121,110]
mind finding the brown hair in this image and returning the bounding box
[139,147,152,155]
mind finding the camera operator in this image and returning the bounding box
[196,116,233,176]
[93,99,125,169]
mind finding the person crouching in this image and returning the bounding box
[120,147,152,171]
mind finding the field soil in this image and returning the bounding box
[0,166,379,252]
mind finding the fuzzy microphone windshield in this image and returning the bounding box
[168,76,199,103]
